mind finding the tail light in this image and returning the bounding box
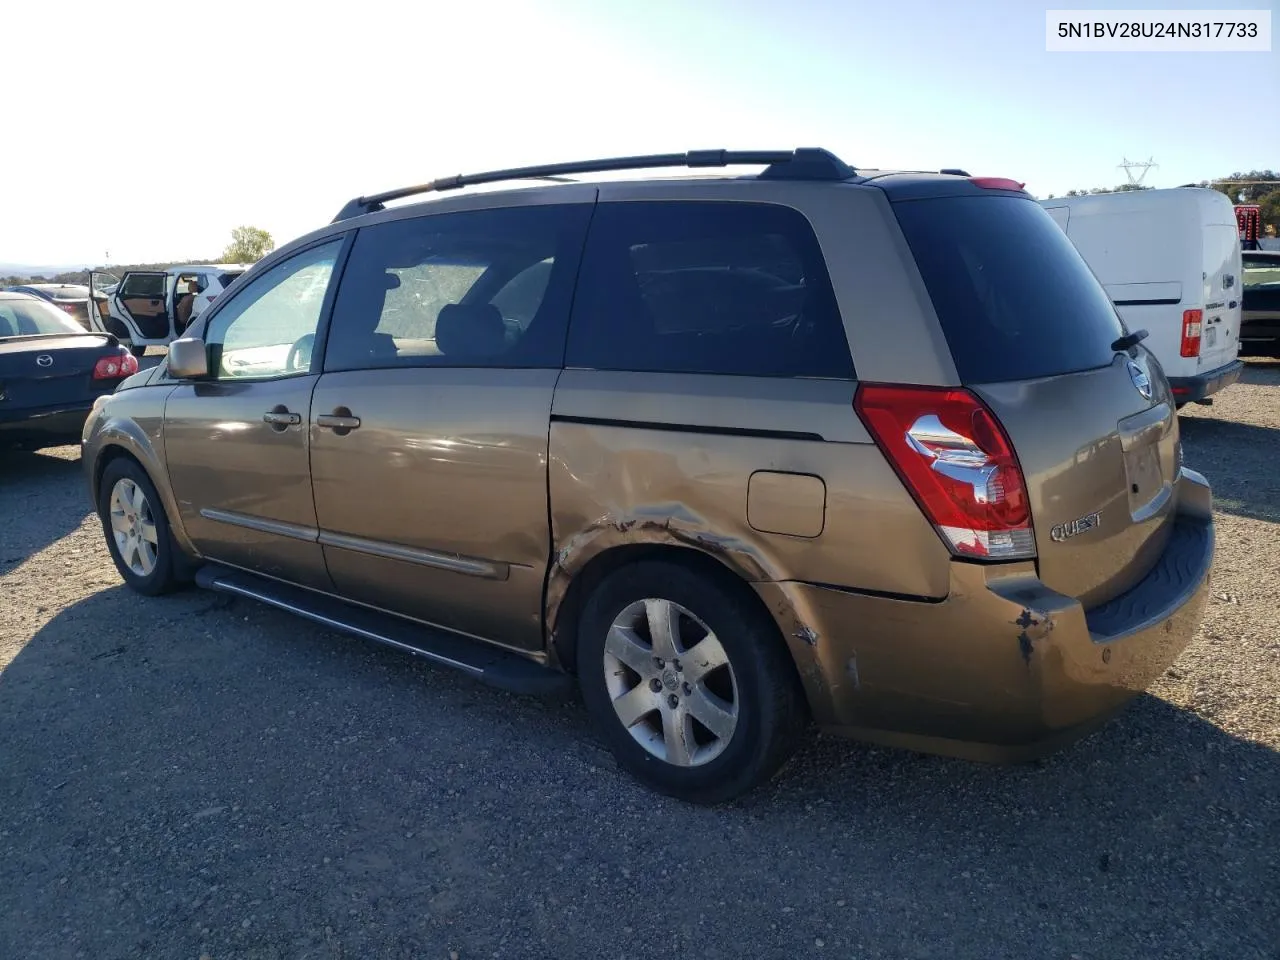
[92,349,140,380]
[855,384,1035,560]
[1180,309,1202,357]
[57,302,79,315]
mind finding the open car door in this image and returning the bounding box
[107,271,170,356]
[86,271,119,336]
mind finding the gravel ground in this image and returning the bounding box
[1,360,1277,960]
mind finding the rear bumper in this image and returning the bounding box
[0,403,93,444]
[1167,359,1243,403]
[756,468,1214,762]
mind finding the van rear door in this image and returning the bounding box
[891,194,1179,609]
[1197,222,1242,372]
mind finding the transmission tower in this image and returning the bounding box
[1118,157,1158,186]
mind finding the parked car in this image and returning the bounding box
[0,291,139,449]
[82,149,1216,803]
[87,264,248,356]
[1040,188,1244,406]
[3,283,94,329]
[1239,250,1280,356]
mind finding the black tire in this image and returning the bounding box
[577,559,807,804]
[129,344,147,359]
[97,457,181,596]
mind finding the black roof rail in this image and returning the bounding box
[939,168,971,177]
[331,148,856,222]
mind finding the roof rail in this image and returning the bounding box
[331,148,857,222]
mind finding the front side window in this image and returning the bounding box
[565,201,854,379]
[203,239,343,380]
[323,204,593,372]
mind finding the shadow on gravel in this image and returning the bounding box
[1178,417,1280,524]
[1,584,1277,958]
[0,449,90,561]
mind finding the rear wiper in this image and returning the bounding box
[1112,329,1149,352]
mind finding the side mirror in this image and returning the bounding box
[168,337,209,379]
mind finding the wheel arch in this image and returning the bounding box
[547,540,793,681]
[89,424,197,560]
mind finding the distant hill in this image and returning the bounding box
[0,262,91,278]
[2,260,219,286]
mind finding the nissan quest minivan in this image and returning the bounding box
[82,149,1216,803]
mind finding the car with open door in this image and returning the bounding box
[87,263,248,356]
[0,290,139,449]
[81,149,1217,804]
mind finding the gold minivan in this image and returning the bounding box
[83,150,1216,803]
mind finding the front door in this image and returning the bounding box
[163,237,347,590]
[308,200,594,651]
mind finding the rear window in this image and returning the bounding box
[893,196,1125,384]
[0,298,85,337]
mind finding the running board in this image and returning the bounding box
[194,564,573,697]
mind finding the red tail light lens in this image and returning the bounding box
[93,349,140,380]
[1180,309,1202,358]
[855,384,1035,560]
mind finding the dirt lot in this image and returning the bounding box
[1,362,1277,960]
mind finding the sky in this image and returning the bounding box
[3,0,1277,267]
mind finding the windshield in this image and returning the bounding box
[0,298,87,337]
[1242,257,1280,290]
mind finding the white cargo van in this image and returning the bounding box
[1040,188,1243,406]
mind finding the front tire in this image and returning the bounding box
[97,457,180,596]
[577,560,807,804]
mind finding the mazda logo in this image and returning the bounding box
[35,354,53,368]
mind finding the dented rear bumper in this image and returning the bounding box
[755,467,1214,762]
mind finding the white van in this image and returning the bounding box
[1040,188,1243,406]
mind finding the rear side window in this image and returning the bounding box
[119,273,166,298]
[894,196,1125,384]
[565,201,854,379]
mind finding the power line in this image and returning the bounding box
[1118,157,1158,186]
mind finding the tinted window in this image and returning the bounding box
[203,240,342,380]
[120,273,166,298]
[893,196,1125,384]
[0,298,85,336]
[323,204,592,372]
[566,201,853,378]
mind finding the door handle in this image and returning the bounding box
[316,408,361,434]
[263,409,302,426]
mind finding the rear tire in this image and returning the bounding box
[97,458,180,596]
[577,560,807,804]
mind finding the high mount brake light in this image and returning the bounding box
[92,348,139,380]
[970,176,1026,191]
[854,384,1035,560]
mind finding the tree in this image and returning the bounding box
[221,226,275,263]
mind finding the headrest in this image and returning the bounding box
[435,303,505,359]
